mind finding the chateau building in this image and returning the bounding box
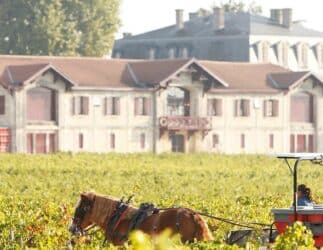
[113,8,323,76]
[0,55,322,154]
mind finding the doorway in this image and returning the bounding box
[171,134,185,152]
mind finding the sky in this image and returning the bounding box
[117,0,323,38]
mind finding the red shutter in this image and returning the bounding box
[36,133,46,154]
[115,97,120,115]
[216,99,222,116]
[49,133,56,153]
[144,98,151,115]
[309,95,314,123]
[0,96,5,115]
[134,98,139,115]
[82,96,89,115]
[27,133,33,154]
[290,134,295,153]
[308,134,314,152]
[273,100,279,117]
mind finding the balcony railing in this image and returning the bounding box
[159,116,211,130]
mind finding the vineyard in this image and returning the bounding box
[0,153,322,249]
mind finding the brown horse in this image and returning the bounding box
[68,192,213,245]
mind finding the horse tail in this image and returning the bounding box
[192,213,214,241]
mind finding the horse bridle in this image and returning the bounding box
[72,197,95,235]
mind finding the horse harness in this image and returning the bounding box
[106,198,160,241]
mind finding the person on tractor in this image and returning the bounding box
[297,184,315,206]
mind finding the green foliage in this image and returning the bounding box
[0,0,120,56]
[0,153,321,249]
[273,222,316,250]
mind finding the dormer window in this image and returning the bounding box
[148,48,156,60]
[256,41,270,62]
[276,41,289,66]
[296,43,308,68]
[181,47,189,59]
[168,48,176,59]
[314,43,323,68]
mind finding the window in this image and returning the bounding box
[241,134,245,149]
[264,99,279,117]
[256,42,269,62]
[0,95,5,115]
[234,99,250,117]
[79,133,84,149]
[168,48,176,59]
[290,134,314,153]
[181,47,189,58]
[110,133,115,149]
[269,134,274,149]
[276,42,289,66]
[297,43,308,68]
[104,97,120,115]
[134,97,151,116]
[290,92,313,123]
[72,96,89,115]
[167,87,190,116]
[207,99,222,116]
[27,87,56,121]
[140,133,145,149]
[212,134,219,148]
[35,133,46,153]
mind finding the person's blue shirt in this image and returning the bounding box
[298,197,313,206]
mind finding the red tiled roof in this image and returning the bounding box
[0,55,318,93]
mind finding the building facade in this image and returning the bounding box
[0,55,322,154]
[113,8,323,76]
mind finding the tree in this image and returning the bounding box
[0,0,120,56]
[213,0,262,15]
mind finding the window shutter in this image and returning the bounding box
[144,98,152,115]
[140,133,145,149]
[216,99,222,116]
[273,100,279,117]
[0,96,5,115]
[290,134,295,153]
[269,134,274,149]
[241,134,245,148]
[79,133,83,149]
[212,134,219,148]
[82,96,89,115]
[244,100,250,116]
[308,134,314,152]
[115,97,120,115]
[110,133,115,149]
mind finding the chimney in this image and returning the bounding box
[282,8,292,29]
[270,9,283,25]
[213,7,224,30]
[123,32,132,38]
[175,9,184,30]
[189,12,197,20]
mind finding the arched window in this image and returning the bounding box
[290,92,313,123]
[166,87,190,116]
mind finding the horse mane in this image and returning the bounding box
[84,192,136,228]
